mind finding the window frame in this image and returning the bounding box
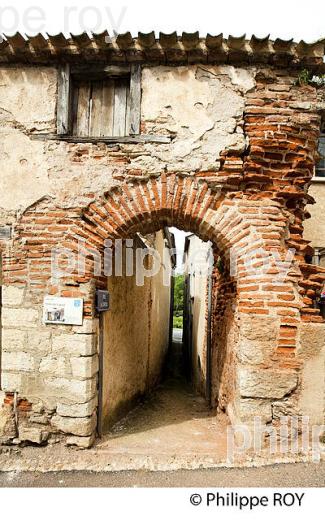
[56,63,141,138]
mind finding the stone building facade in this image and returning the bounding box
[0,32,325,447]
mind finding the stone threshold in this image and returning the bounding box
[0,445,324,473]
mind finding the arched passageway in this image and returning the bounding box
[2,172,324,446]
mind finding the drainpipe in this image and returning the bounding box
[206,270,213,407]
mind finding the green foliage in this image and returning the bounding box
[173,274,184,313]
[296,69,310,86]
[296,69,325,87]
[173,315,183,329]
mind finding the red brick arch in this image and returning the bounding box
[2,170,325,441]
[6,171,320,324]
[76,172,273,275]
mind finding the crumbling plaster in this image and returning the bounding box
[0,64,255,214]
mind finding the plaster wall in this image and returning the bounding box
[102,231,171,431]
[0,64,254,217]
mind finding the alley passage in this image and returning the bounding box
[96,330,230,463]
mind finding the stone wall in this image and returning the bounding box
[1,61,325,447]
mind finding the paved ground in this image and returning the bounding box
[89,333,229,464]
[0,334,323,476]
[0,462,324,487]
[97,376,229,461]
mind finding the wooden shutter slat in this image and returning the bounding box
[57,64,71,134]
[113,79,128,137]
[101,80,115,136]
[90,81,103,136]
[125,82,131,137]
[71,85,79,136]
[76,82,91,136]
[128,64,141,135]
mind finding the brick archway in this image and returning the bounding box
[1,172,325,446]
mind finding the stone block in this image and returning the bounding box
[237,339,275,364]
[39,355,70,376]
[73,318,98,334]
[0,405,16,441]
[240,316,278,341]
[299,323,325,360]
[2,307,39,328]
[0,372,23,392]
[2,286,25,306]
[43,376,97,403]
[29,414,49,425]
[52,333,96,356]
[239,368,298,399]
[70,355,99,380]
[19,426,49,444]
[2,351,34,372]
[51,413,97,437]
[32,402,44,414]
[239,398,272,424]
[57,396,98,418]
[66,434,95,448]
[27,330,51,354]
[272,398,300,419]
[1,329,27,352]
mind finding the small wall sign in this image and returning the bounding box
[43,296,83,325]
[96,290,110,312]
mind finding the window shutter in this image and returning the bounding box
[57,64,71,135]
[113,78,129,136]
[128,64,141,135]
[69,65,141,137]
[73,82,91,136]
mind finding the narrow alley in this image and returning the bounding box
[96,328,229,463]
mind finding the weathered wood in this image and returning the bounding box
[101,80,115,136]
[71,64,130,77]
[57,63,71,134]
[89,81,103,136]
[31,134,172,144]
[113,79,128,136]
[89,80,115,136]
[125,82,131,138]
[74,82,91,136]
[128,64,141,135]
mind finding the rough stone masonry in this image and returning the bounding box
[0,33,325,448]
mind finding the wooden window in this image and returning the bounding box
[57,64,141,138]
[72,78,130,137]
